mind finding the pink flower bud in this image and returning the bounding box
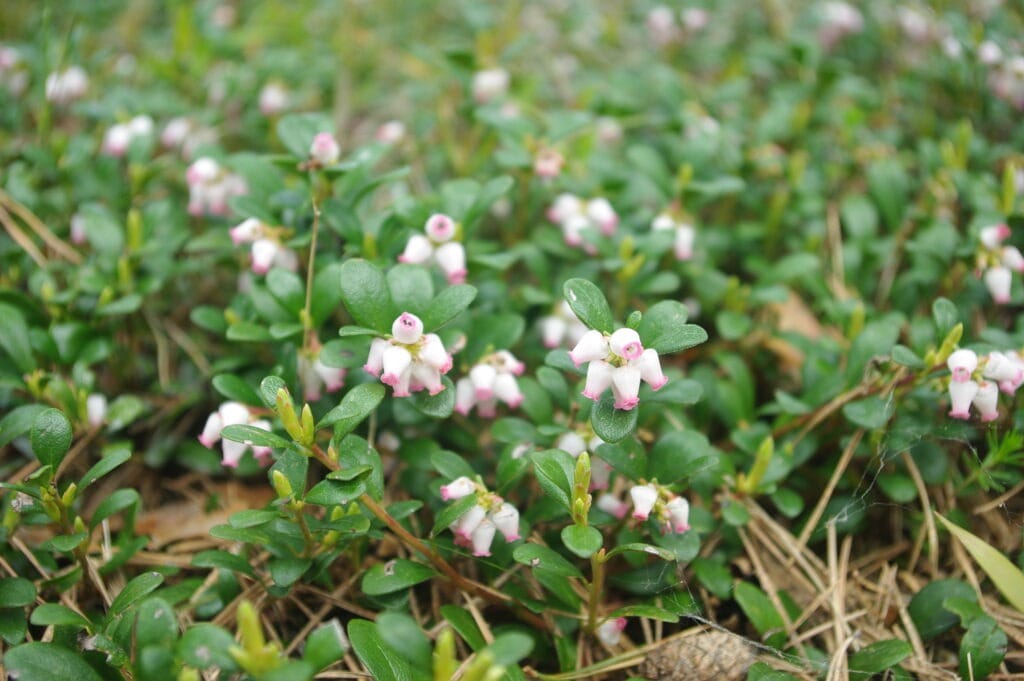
[1003,246,1024,273]
[258,82,290,116]
[425,213,456,242]
[454,377,476,415]
[495,350,525,375]
[419,334,451,373]
[638,348,668,391]
[590,457,611,491]
[562,213,589,247]
[586,198,618,235]
[101,123,132,157]
[980,224,1011,250]
[162,117,191,148]
[948,379,979,420]
[452,504,486,539]
[491,502,520,541]
[630,484,658,520]
[411,362,445,396]
[470,364,497,400]
[973,381,999,422]
[597,618,627,646]
[493,373,523,408]
[398,234,433,264]
[86,394,107,428]
[570,329,610,368]
[651,214,675,232]
[596,493,629,519]
[313,357,345,393]
[435,241,467,284]
[376,120,406,144]
[391,312,424,344]
[221,439,248,468]
[470,519,496,557]
[440,476,476,501]
[582,360,615,402]
[983,351,1023,384]
[70,213,87,245]
[984,266,1012,303]
[556,431,587,457]
[186,157,219,186]
[611,365,642,411]
[947,349,978,383]
[472,68,509,104]
[310,132,340,165]
[665,497,690,533]
[364,338,388,376]
[250,239,280,274]
[674,223,696,261]
[540,315,567,348]
[534,149,564,179]
[381,345,413,389]
[230,217,263,245]
[609,328,643,361]
[548,193,583,224]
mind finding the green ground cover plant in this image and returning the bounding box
[0,1,1022,679]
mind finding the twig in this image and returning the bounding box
[796,429,864,550]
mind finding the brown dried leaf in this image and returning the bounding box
[641,630,756,681]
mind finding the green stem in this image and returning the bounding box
[586,549,606,633]
[301,197,321,352]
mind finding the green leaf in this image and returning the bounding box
[595,442,646,481]
[305,478,367,506]
[134,598,178,648]
[90,488,139,527]
[531,449,574,512]
[30,408,73,468]
[0,303,35,373]
[561,525,603,559]
[266,267,306,314]
[269,557,312,587]
[878,474,918,503]
[361,559,437,596]
[868,158,909,228]
[338,325,381,337]
[339,259,393,333]
[608,604,680,622]
[936,513,1024,613]
[734,582,785,648]
[387,264,434,318]
[226,322,272,342]
[848,640,912,675]
[512,543,584,578]
[304,619,350,671]
[563,278,615,333]
[0,578,36,608]
[842,396,894,430]
[410,376,455,418]
[79,447,132,490]
[0,404,48,448]
[932,298,958,334]
[485,631,534,666]
[430,448,476,481]
[30,603,92,629]
[2,642,105,681]
[376,612,432,671]
[348,619,414,681]
[643,379,703,405]
[179,624,239,671]
[693,557,734,598]
[271,449,310,503]
[191,549,256,578]
[260,375,288,408]
[105,395,147,432]
[431,494,477,538]
[311,262,345,326]
[440,605,487,650]
[277,112,334,158]
[591,395,638,444]
[891,345,924,369]
[220,424,291,449]
[638,300,707,354]
[960,616,1007,680]
[908,578,976,640]
[605,543,676,562]
[107,572,164,621]
[317,382,386,433]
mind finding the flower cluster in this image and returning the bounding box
[0,46,28,96]
[440,476,520,557]
[570,328,667,410]
[228,218,298,275]
[547,194,617,251]
[298,344,346,402]
[651,211,696,261]
[101,115,154,157]
[976,223,1024,303]
[364,312,452,397]
[947,348,1024,421]
[533,149,564,180]
[186,157,248,217]
[397,213,467,284]
[45,65,89,104]
[198,401,273,468]
[454,350,525,417]
[629,483,691,534]
[539,300,590,349]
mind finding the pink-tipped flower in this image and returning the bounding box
[570,330,610,367]
[548,193,584,224]
[583,360,615,401]
[630,484,658,520]
[469,364,497,400]
[596,493,629,519]
[258,82,290,116]
[491,503,520,541]
[534,149,564,179]
[947,349,978,383]
[198,411,224,448]
[980,223,1012,249]
[434,242,467,284]
[1003,246,1024,273]
[973,381,999,422]
[381,345,413,390]
[455,378,475,415]
[493,373,524,408]
[557,431,587,457]
[441,476,476,501]
[230,218,263,245]
[162,117,192,149]
[364,338,388,376]
[597,618,627,647]
[398,234,433,264]
[70,213,87,245]
[186,157,220,186]
[452,504,486,540]
[250,238,282,275]
[983,351,1023,385]
[637,349,668,391]
[392,312,424,344]
[665,497,690,533]
[590,456,611,491]
[310,132,340,166]
[425,213,456,242]
[376,120,406,144]
[470,519,496,557]
[609,328,643,361]
[984,266,1012,303]
[101,123,132,157]
[674,223,696,261]
[586,198,618,235]
[949,379,980,420]
[86,394,107,428]
[418,334,452,372]
[611,365,642,410]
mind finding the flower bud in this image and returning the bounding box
[665,496,690,533]
[230,218,263,245]
[985,266,1013,303]
[630,484,658,520]
[596,493,629,519]
[491,502,520,541]
[310,132,340,165]
[470,519,497,557]
[452,504,486,539]
[638,348,668,391]
[596,618,627,647]
[570,329,610,368]
[86,393,107,427]
[440,476,476,501]
[980,223,1011,249]
[392,312,424,344]
[582,360,615,402]
[973,381,999,422]
[435,242,467,284]
[948,379,979,420]
[363,338,388,376]
[609,328,643,361]
[947,349,978,383]
[425,213,456,242]
[611,365,642,411]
